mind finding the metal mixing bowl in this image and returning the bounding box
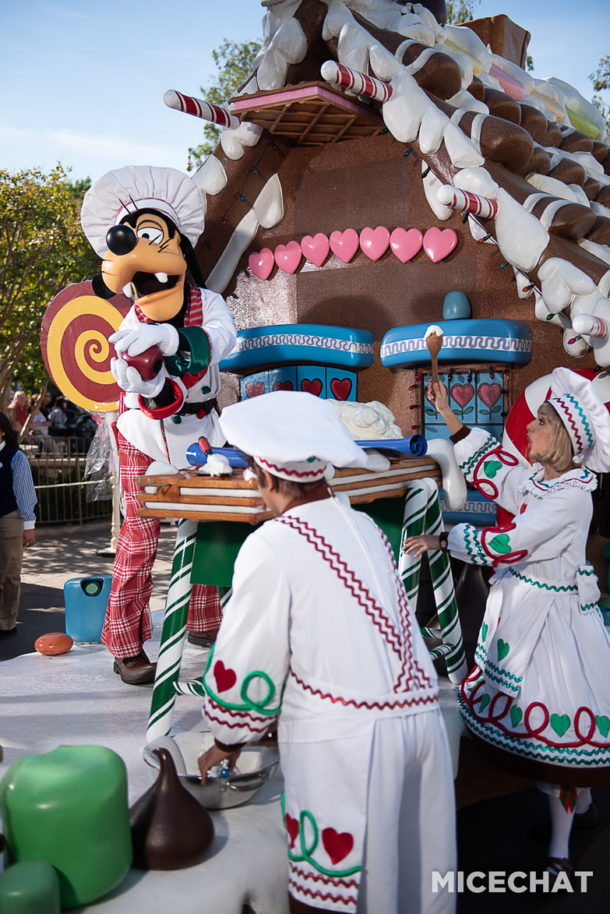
[143,731,280,809]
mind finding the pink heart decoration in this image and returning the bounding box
[213,660,237,693]
[321,828,354,865]
[329,228,359,263]
[274,240,302,274]
[478,382,502,409]
[285,814,299,848]
[451,384,474,408]
[390,227,423,263]
[423,227,458,263]
[245,381,265,398]
[359,226,390,262]
[248,248,275,280]
[301,378,323,396]
[330,377,352,400]
[272,380,294,391]
[301,233,330,267]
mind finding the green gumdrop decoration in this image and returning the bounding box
[0,860,61,914]
[0,746,132,908]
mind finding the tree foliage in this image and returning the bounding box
[188,38,262,170]
[446,0,480,25]
[590,55,610,131]
[0,167,97,407]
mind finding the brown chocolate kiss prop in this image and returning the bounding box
[130,747,214,869]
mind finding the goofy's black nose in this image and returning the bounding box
[106,224,137,255]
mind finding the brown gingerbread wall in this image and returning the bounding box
[220,131,591,432]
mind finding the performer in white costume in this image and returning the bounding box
[197,391,456,914]
[405,368,610,881]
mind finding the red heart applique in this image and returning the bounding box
[329,228,359,263]
[213,660,237,692]
[273,380,294,391]
[451,383,474,408]
[478,382,502,409]
[285,813,299,848]
[322,827,354,865]
[248,249,275,280]
[330,377,352,400]
[301,378,323,396]
[245,381,266,398]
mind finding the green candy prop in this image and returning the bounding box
[0,746,132,907]
[0,860,61,914]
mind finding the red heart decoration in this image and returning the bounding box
[423,227,458,263]
[274,240,302,274]
[301,378,323,396]
[285,813,299,848]
[273,380,294,391]
[359,226,390,261]
[330,377,352,400]
[248,248,275,280]
[322,828,354,865]
[329,228,359,263]
[389,227,423,263]
[478,382,502,409]
[451,383,474,408]
[301,233,330,267]
[245,381,265,398]
[213,660,237,693]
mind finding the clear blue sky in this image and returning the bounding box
[1,0,608,184]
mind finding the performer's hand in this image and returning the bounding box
[426,380,449,413]
[402,534,439,557]
[110,323,179,357]
[111,358,167,397]
[197,744,241,784]
[23,529,36,549]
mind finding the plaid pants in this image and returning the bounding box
[101,433,221,658]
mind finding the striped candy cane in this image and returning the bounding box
[320,60,393,102]
[436,184,498,220]
[147,519,197,743]
[173,586,233,698]
[399,477,467,683]
[164,89,240,129]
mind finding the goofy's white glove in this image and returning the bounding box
[111,357,168,398]
[110,322,180,357]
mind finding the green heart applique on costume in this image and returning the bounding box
[489,534,511,555]
[478,694,490,712]
[510,706,523,728]
[497,639,510,661]
[483,460,503,479]
[596,715,610,737]
[550,714,571,738]
[481,623,488,641]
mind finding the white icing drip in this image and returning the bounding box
[494,188,549,272]
[220,122,263,161]
[525,174,584,205]
[533,290,570,327]
[192,155,227,196]
[369,41,401,81]
[421,163,452,220]
[445,89,488,115]
[257,17,308,91]
[418,105,447,155]
[443,120,484,168]
[337,19,371,74]
[591,202,610,220]
[538,258,596,314]
[383,70,429,142]
[252,174,284,229]
[468,114,487,157]
[453,167,498,198]
[578,239,610,267]
[599,271,610,299]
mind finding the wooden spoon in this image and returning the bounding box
[424,325,444,386]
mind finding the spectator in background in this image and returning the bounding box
[8,391,29,434]
[27,396,50,451]
[0,412,37,636]
[48,397,69,437]
[40,391,54,418]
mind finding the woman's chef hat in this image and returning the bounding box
[219,391,382,482]
[549,367,610,472]
[81,165,205,256]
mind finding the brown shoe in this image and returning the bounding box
[574,801,600,830]
[113,650,156,685]
[187,629,218,648]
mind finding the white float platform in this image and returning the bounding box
[0,612,463,913]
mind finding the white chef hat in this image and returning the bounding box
[548,367,610,472]
[219,391,381,482]
[81,165,205,256]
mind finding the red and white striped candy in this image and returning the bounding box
[320,61,393,103]
[436,185,498,220]
[163,90,239,129]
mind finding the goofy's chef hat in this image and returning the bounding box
[219,391,383,482]
[549,368,610,472]
[81,165,205,256]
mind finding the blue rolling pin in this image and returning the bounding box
[186,437,248,468]
[356,435,427,458]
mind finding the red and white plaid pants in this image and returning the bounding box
[101,433,221,658]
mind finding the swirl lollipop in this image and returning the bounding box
[41,281,132,413]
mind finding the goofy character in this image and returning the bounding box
[81,166,236,684]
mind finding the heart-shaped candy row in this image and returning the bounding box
[248,226,458,279]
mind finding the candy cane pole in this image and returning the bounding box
[320,61,393,103]
[436,184,498,220]
[399,478,466,683]
[571,313,609,340]
[147,519,197,742]
[164,89,240,129]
